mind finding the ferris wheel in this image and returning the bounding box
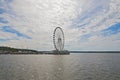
[53,27,64,51]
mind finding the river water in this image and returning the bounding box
[0,53,120,80]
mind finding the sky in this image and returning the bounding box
[0,0,120,51]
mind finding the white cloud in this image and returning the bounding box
[1,0,80,50]
[0,0,120,51]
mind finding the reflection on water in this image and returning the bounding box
[0,53,120,80]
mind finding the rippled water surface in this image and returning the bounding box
[0,53,120,80]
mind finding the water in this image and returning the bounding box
[0,53,120,80]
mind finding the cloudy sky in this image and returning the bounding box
[0,0,120,51]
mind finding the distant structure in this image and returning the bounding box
[53,27,69,54]
[53,27,64,51]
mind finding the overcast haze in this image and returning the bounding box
[0,0,120,51]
